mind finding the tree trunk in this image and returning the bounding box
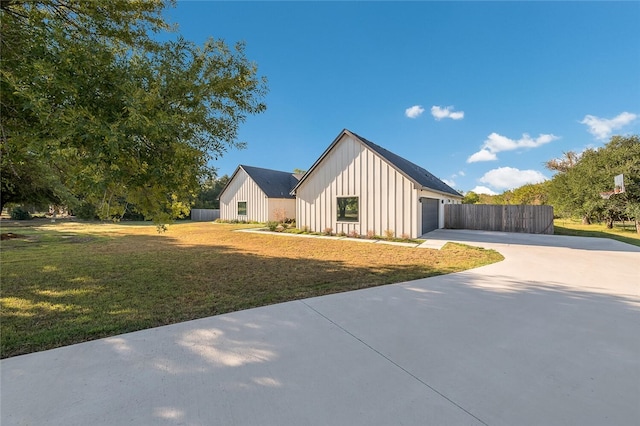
[581,215,591,225]
[606,218,614,229]
[636,219,640,234]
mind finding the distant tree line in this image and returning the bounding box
[193,175,230,209]
[462,135,639,233]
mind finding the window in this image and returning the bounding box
[337,197,358,222]
[237,201,247,216]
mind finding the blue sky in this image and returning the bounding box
[164,1,640,194]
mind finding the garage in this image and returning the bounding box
[421,198,439,234]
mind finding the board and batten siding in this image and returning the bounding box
[220,168,269,222]
[296,134,422,238]
[220,168,296,222]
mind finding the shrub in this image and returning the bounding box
[384,229,395,239]
[266,221,279,231]
[10,207,31,220]
[348,229,360,238]
[366,230,376,239]
[301,225,310,233]
[74,202,98,220]
[122,209,145,221]
[401,233,410,240]
[322,227,333,236]
[337,231,347,237]
[213,219,257,224]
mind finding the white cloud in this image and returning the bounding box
[580,112,637,140]
[479,167,548,190]
[405,105,425,119]
[467,132,558,163]
[442,178,456,187]
[458,171,465,177]
[467,149,497,163]
[470,186,497,195]
[431,105,464,121]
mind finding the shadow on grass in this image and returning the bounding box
[2,267,638,425]
[1,226,493,358]
[554,224,640,247]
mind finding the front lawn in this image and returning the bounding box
[1,220,502,358]
[554,218,640,247]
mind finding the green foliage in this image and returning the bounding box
[10,206,31,220]
[74,203,98,220]
[462,191,480,204]
[501,182,550,205]
[626,203,640,233]
[546,135,640,226]
[214,219,261,224]
[1,1,267,225]
[193,175,229,209]
[266,221,279,232]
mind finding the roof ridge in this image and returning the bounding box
[240,164,298,199]
[348,131,460,197]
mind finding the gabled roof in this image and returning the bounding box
[291,129,462,197]
[351,131,461,197]
[220,165,299,199]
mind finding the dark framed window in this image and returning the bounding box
[337,197,359,222]
[237,201,247,216]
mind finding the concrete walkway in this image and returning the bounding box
[2,230,639,425]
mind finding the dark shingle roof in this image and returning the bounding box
[241,165,299,199]
[290,129,462,197]
[350,131,461,197]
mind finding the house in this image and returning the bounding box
[219,165,300,222]
[291,129,462,238]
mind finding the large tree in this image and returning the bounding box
[546,135,640,231]
[1,0,267,224]
[193,174,230,209]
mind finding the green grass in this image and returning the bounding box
[1,220,503,358]
[554,218,640,247]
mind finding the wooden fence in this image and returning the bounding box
[444,205,554,234]
[190,209,220,221]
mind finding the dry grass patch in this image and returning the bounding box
[1,220,502,357]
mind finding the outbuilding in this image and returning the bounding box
[291,129,462,238]
[219,165,300,222]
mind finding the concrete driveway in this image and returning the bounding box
[2,230,639,425]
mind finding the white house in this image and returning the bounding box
[291,129,462,238]
[219,165,300,222]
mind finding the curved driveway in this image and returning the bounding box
[2,230,639,425]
